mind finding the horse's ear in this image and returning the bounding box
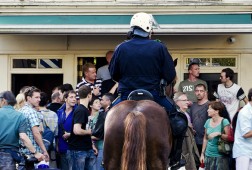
[174,58,178,67]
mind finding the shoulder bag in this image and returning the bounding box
[217,119,233,155]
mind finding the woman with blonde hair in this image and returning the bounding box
[14,93,25,110]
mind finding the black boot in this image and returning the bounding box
[166,104,188,170]
[170,159,186,170]
[169,137,186,170]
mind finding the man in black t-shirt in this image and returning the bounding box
[68,85,98,170]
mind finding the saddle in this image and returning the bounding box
[127,89,154,101]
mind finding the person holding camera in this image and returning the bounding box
[0,91,44,169]
[57,90,77,170]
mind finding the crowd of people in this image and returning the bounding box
[0,48,118,170]
[0,12,252,170]
[176,63,251,170]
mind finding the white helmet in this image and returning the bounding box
[130,12,153,33]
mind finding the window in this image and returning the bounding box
[38,59,62,69]
[12,58,62,69]
[10,56,64,96]
[184,55,237,68]
[212,58,236,67]
[13,59,37,68]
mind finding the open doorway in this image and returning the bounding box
[77,57,107,82]
[11,74,63,97]
[184,73,237,101]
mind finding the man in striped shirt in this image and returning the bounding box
[76,63,102,100]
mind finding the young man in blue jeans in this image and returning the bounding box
[67,85,98,170]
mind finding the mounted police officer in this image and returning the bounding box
[109,12,187,169]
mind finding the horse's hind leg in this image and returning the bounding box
[103,155,121,170]
[148,159,167,170]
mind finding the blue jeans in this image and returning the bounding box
[59,152,71,170]
[68,149,96,170]
[0,151,16,170]
[113,90,175,113]
[96,149,104,170]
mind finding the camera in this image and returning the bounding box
[227,37,236,43]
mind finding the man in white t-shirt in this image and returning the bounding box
[213,68,248,121]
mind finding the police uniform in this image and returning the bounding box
[109,36,176,113]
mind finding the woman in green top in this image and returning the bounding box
[88,96,104,169]
[88,97,101,130]
[200,101,231,170]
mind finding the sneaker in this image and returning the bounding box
[170,159,186,170]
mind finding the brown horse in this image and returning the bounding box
[103,100,173,170]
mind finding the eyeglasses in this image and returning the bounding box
[177,99,189,102]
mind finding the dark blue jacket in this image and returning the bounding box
[109,36,176,93]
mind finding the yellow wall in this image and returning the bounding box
[0,55,9,92]
[0,34,252,94]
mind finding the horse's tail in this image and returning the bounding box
[121,111,147,170]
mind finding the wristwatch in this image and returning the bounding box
[31,150,37,155]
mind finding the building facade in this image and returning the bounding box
[0,0,252,98]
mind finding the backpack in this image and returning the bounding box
[42,121,54,151]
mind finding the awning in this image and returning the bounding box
[0,14,251,34]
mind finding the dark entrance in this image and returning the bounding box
[184,73,237,101]
[77,57,107,82]
[11,74,63,97]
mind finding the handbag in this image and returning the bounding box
[217,119,232,155]
[198,162,205,170]
[227,125,234,142]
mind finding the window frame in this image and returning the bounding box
[10,55,63,74]
[182,54,239,71]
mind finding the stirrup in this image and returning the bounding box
[170,159,186,170]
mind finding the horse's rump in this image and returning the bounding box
[104,100,172,170]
